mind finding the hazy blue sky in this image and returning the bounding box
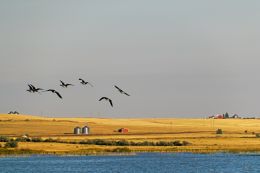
[1,0,260,117]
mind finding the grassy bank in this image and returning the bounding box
[1,142,260,156]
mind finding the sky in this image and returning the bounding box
[1,0,260,118]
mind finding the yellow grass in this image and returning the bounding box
[0,114,260,154]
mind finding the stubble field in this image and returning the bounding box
[0,114,259,154]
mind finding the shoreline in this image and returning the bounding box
[1,144,260,157]
[0,149,260,157]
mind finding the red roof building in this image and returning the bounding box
[118,128,129,133]
[214,114,224,119]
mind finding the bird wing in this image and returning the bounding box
[79,78,87,84]
[123,92,130,96]
[28,84,33,90]
[60,80,65,85]
[30,84,36,90]
[115,85,129,95]
[54,91,62,99]
[114,85,121,91]
[109,99,113,107]
[99,97,107,101]
[87,82,93,87]
[43,89,51,92]
[67,83,74,86]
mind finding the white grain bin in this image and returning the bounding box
[82,126,90,135]
[74,127,81,135]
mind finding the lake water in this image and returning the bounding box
[0,153,259,173]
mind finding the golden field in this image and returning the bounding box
[0,114,260,154]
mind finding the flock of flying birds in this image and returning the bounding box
[26,78,130,107]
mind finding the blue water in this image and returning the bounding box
[0,153,259,173]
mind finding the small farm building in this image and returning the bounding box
[118,128,129,133]
[215,114,224,119]
[231,114,240,118]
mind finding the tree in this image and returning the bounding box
[216,129,223,134]
[224,112,229,119]
[0,136,9,142]
[5,141,18,148]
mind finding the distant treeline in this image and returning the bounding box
[0,136,191,146]
[77,139,191,146]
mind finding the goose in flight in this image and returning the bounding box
[114,85,130,96]
[44,89,62,99]
[27,84,43,93]
[99,97,113,107]
[60,80,74,88]
[79,78,93,87]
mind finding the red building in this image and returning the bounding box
[214,114,224,119]
[118,128,129,133]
